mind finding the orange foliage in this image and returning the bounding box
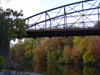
[51,37,62,50]
[33,45,42,62]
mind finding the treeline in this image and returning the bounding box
[10,36,100,64]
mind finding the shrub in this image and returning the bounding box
[0,56,7,69]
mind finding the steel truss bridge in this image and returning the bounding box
[25,0,100,38]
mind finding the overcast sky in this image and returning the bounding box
[0,0,83,18]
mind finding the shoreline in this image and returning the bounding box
[0,69,44,75]
[19,61,100,67]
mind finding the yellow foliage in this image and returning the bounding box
[33,45,36,48]
[72,36,98,63]
[77,36,90,55]
[73,36,83,44]
[83,50,98,63]
[25,44,35,58]
[25,44,33,50]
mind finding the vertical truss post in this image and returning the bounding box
[35,25,36,30]
[45,12,47,30]
[50,19,51,29]
[82,2,85,28]
[64,6,66,29]
[27,19,29,30]
[46,12,51,29]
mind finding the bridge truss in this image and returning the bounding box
[25,0,100,31]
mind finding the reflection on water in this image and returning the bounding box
[20,63,100,75]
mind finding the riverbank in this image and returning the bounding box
[0,69,44,75]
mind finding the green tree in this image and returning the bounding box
[48,51,58,62]
[0,8,28,62]
[57,49,63,57]
[48,55,53,62]
[51,51,58,61]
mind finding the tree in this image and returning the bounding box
[83,49,98,63]
[48,51,58,62]
[51,37,62,50]
[51,51,58,61]
[72,36,90,63]
[62,46,72,63]
[32,45,43,62]
[41,38,53,60]
[0,8,28,62]
[73,36,83,45]
[72,36,99,64]
[61,36,74,48]
[71,43,80,63]
[91,36,100,61]
[82,36,98,63]
[10,39,28,63]
[24,38,37,60]
[57,49,63,57]
[77,36,89,56]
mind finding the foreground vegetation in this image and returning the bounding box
[0,8,27,62]
[10,36,100,65]
[0,56,7,69]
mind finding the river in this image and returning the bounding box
[19,63,100,75]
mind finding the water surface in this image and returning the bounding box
[20,63,100,75]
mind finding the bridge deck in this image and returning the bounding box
[26,28,100,38]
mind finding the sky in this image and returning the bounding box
[0,0,99,44]
[0,0,83,18]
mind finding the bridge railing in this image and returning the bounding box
[25,0,100,31]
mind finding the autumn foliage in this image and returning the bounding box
[10,36,100,64]
[91,38,100,59]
